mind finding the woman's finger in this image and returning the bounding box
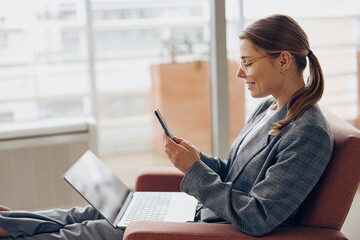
[173,136,184,144]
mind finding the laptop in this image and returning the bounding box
[63,150,198,229]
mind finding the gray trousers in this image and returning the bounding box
[0,205,124,239]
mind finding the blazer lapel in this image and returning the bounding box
[226,104,288,183]
[227,111,267,162]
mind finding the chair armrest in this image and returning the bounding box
[134,167,184,192]
[123,221,347,240]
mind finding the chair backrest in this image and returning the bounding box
[296,109,360,230]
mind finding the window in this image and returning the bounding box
[0,0,358,157]
[0,0,211,156]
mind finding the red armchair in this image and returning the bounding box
[123,109,360,240]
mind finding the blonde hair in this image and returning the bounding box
[239,14,324,134]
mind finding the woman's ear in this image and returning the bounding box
[279,51,292,73]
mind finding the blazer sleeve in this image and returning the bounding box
[199,152,230,181]
[180,124,334,237]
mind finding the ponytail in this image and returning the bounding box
[269,52,324,134]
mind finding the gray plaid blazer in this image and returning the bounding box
[180,97,334,237]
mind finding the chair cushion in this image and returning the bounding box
[124,221,347,240]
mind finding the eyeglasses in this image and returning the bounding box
[236,54,268,76]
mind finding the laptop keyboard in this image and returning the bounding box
[124,193,171,225]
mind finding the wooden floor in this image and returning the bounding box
[103,152,360,240]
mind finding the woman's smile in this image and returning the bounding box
[245,81,256,90]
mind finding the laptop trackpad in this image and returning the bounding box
[164,192,198,222]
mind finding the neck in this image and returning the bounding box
[274,75,305,110]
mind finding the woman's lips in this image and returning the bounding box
[245,82,255,89]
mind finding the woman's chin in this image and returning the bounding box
[249,91,261,98]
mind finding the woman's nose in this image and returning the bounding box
[236,66,246,78]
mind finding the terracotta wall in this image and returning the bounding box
[151,61,245,156]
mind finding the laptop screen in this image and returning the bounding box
[63,150,130,224]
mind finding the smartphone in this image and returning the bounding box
[154,109,174,140]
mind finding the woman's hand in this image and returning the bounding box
[162,133,201,174]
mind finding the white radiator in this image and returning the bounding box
[0,118,97,211]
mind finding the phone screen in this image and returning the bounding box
[154,109,174,140]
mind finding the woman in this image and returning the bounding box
[163,14,333,236]
[0,14,333,239]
